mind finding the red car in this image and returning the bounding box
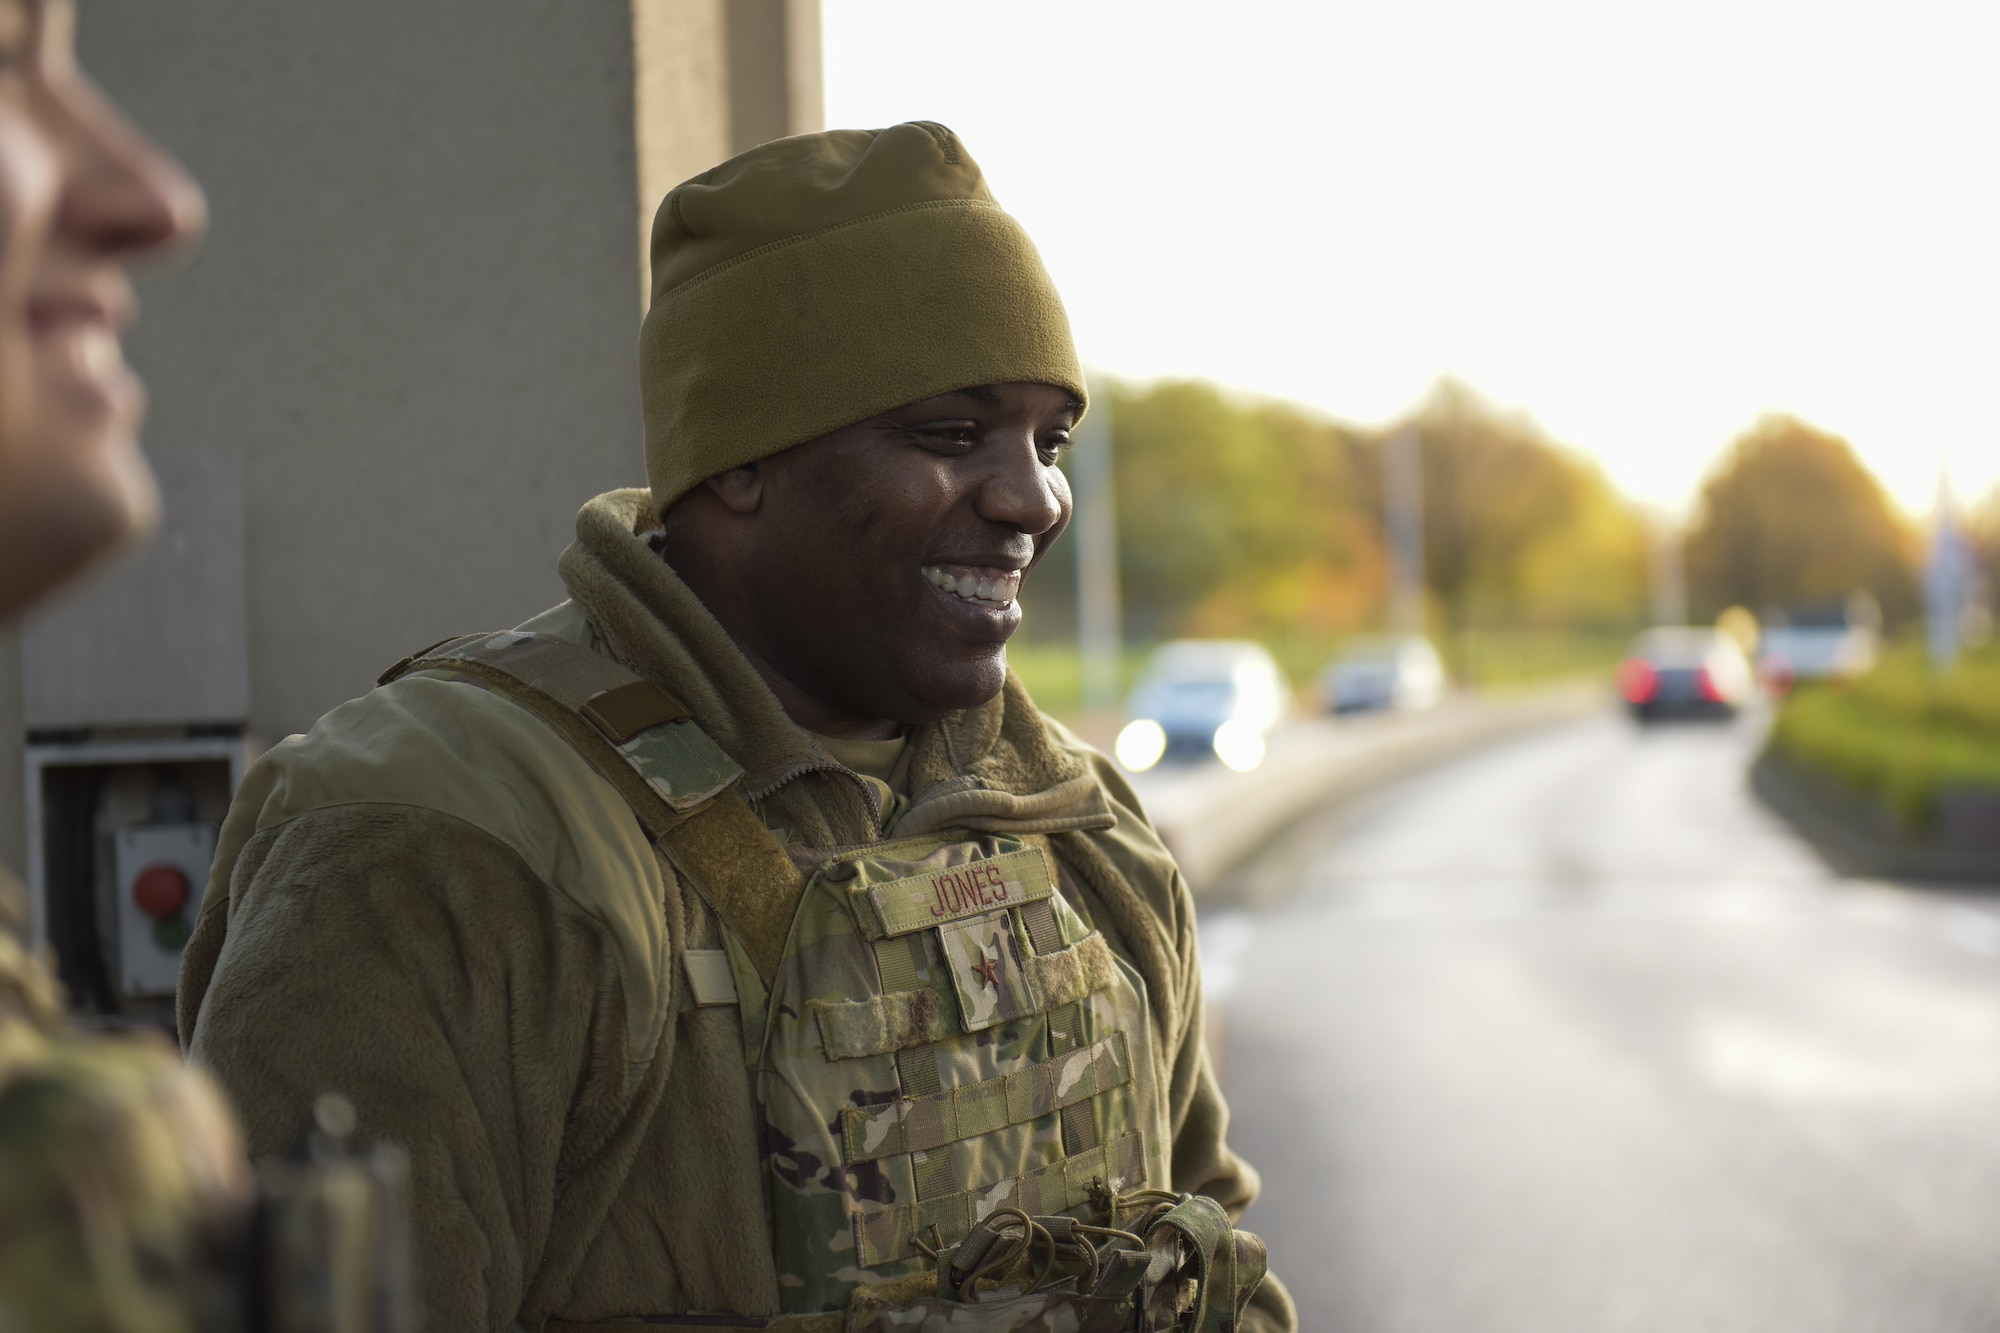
[1616,628,1755,721]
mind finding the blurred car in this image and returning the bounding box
[1616,627,1755,721]
[1757,599,1880,692]
[1319,635,1446,714]
[1116,640,1288,772]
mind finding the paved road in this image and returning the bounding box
[1205,710,2000,1332]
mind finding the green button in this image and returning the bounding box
[152,914,191,952]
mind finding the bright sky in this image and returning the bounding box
[823,0,2000,519]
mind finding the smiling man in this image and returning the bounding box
[182,123,1293,1333]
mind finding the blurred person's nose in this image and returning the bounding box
[51,73,204,262]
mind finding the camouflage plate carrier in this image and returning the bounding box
[383,632,1268,1333]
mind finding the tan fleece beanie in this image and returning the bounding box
[639,121,1086,515]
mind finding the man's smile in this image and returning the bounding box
[920,562,1022,607]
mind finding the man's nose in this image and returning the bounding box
[976,431,1067,536]
[54,76,206,260]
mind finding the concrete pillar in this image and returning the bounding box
[634,0,823,297]
[0,4,818,890]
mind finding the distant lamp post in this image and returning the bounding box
[1648,514,1687,628]
[1926,473,1975,670]
[1384,424,1425,636]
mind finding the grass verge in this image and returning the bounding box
[1767,646,2000,829]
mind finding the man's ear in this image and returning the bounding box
[703,462,763,514]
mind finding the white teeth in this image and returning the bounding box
[79,330,119,377]
[921,564,1020,606]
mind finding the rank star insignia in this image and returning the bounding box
[973,946,1003,990]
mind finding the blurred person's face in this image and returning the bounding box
[674,382,1078,733]
[0,0,202,619]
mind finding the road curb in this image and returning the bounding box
[1750,750,2000,887]
[1137,685,1607,892]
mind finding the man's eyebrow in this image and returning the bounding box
[928,387,1082,418]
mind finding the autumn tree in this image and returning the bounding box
[1684,415,1917,623]
[1106,380,1381,639]
[1024,376,1649,647]
[1509,461,1652,630]
[1023,379,1382,641]
[1388,380,1647,632]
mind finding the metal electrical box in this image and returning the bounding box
[17,451,251,1024]
[24,739,246,1019]
[111,821,218,996]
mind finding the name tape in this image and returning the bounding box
[862,847,1055,937]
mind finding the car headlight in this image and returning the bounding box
[1115,718,1168,772]
[1211,719,1266,773]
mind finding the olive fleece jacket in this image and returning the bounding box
[179,489,1294,1333]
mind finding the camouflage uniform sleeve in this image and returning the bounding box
[1064,748,1299,1333]
[180,803,642,1333]
[0,1018,251,1331]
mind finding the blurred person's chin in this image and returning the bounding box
[0,410,158,617]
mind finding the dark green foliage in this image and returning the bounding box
[1769,648,2000,827]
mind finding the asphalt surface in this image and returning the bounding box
[1204,708,2000,1332]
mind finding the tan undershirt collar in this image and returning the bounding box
[815,732,906,785]
[812,730,910,830]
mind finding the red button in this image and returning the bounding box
[133,865,190,920]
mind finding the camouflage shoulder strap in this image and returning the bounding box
[379,630,803,982]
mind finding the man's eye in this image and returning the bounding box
[1038,432,1072,462]
[910,422,979,450]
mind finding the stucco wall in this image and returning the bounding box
[78,0,653,737]
[0,2,821,881]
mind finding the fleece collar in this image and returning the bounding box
[556,489,1112,840]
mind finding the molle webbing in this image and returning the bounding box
[851,1130,1148,1268]
[808,932,1120,1060]
[840,1033,1130,1164]
[381,631,804,981]
[546,1316,840,1332]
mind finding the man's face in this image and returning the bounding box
[0,0,204,618]
[729,381,1080,726]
